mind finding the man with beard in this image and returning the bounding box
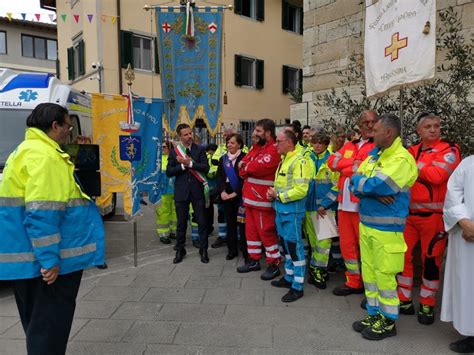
[237,119,282,280]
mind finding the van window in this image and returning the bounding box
[0,109,31,167]
[68,114,81,143]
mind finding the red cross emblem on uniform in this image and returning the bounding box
[162,21,171,33]
[385,32,408,62]
[208,22,217,34]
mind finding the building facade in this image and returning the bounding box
[300,0,473,126]
[41,0,303,137]
[0,18,57,74]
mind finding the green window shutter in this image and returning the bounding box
[256,0,265,22]
[234,0,242,15]
[256,59,264,89]
[120,31,133,69]
[282,65,289,93]
[235,54,242,86]
[78,40,85,76]
[282,0,289,30]
[67,46,74,80]
[154,37,160,74]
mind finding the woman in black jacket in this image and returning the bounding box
[217,133,248,260]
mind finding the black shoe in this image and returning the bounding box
[226,253,238,260]
[170,233,176,239]
[352,314,381,333]
[361,314,397,340]
[160,237,171,244]
[173,245,177,251]
[332,284,364,296]
[360,297,367,310]
[327,262,346,274]
[418,303,435,325]
[96,263,108,270]
[400,300,415,315]
[271,277,292,289]
[236,260,261,273]
[449,337,474,353]
[173,249,187,264]
[281,288,304,303]
[199,248,209,264]
[211,237,227,248]
[308,267,328,289]
[192,240,200,249]
[261,264,281,281]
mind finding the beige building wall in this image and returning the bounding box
[302,0,474,126]
[0,19,57,74]
[55,0,303,131]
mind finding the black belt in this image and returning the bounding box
[409,211,442,217]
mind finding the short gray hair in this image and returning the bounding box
[378,113,401,137]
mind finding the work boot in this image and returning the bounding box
[418,304,435,325]
[211,237,227,248]
[361,314,397,340]
[281,288,304,303]
[308,267,328,289]
[360,297,367,310]
[400,300,415,315]
[271,277,292,289]
[260,263,281,281]
[449,337,474,353]
[192,240,200,248]
[327,261,346,274]
[352,313,381,333]
[236,260,261,273]
[160,236,171,244]
[333,284,364,296]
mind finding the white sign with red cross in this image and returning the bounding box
[162,21,171,33]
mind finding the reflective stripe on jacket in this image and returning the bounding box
[350,137,418,232]
[408,140,460,213]
[273,149,311,214]
[306,150,339,211]
[0,128,105,280]
[159,154,175,195]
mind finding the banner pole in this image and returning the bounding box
[399,87,404,141]
[133,220,138,267]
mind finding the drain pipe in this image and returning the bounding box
[116,0,123,93]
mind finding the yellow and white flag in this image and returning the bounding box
[364,0,436,97]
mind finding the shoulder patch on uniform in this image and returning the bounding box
[263,154,272,163]
[444,152,456,164]
[343,150,353,158]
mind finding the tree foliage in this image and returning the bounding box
[315,7,473,156]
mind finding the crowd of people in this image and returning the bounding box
[157,112,474,351]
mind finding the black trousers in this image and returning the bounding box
[176,197,208,250]
[12,270,83,355]
[223,198,248,259]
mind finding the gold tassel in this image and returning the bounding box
[423,21,430,35]
[223,91,228,105]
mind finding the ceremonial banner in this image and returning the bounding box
[92,94,165,218]
[364,0,436,97]
[156,6,223,135]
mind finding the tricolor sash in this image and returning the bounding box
[175,143,210,208]
[224,155,239,192]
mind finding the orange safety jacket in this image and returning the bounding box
[328,139,375,203]
[239,139,281,210]
[408,139,461,213]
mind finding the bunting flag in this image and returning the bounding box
[92,94,165,219]
[364,0,436,97]
[34,13,41,21]
[111,16,117,24]
[61,14,67,23]
[1,12,118,24]
[21,13,27,20]
[73,14,80,23]
[48,14,55,22]
[87,14,94,23]
[6,12,12,21]
[156,6,223,136]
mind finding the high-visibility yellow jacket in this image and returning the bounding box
[0,128,105,280]
[350,137,418,232]
[273,149,311,214]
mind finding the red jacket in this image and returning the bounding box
[239,139,281,210]
[408,139,461,213]
[328,139,375,203]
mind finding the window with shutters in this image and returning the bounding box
[21,34,57,60]
[282,0,303,35]
[0,31,6,54]
[282,65,301,93]
[67,38,85,81]
[121,31,159,73]
[235,54,264,90]
[234,0,264,22]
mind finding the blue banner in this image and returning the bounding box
[156,7,223,135]
[130,98,165,217]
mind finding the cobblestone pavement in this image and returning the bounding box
[0,206,459,354]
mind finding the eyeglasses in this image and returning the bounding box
[63,122,74,132]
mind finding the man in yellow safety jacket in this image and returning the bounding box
[350,114,418,341]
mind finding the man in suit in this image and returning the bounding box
[167,123,210,263]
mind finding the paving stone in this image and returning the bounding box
[95,273,137,287]
[0,298,19,317]
[221,263,261,278]
[263,289,351,310]
[82,286,149,302]
[137,263,176,275]
[174,322,272,348]
[67,341,147,354]
[202,289,264,306]
[0,339,26,355]
[184,276,241,289]
[240,277,278,290]
[121,320,179,344]
[0,317,18,335]
[171,264,224,277]
[73,319,134,342]
[75,300,121,319]
[1,318,87,340]
[111,302,163,320]
[144,344,201,354]
[141,288,205,304]
[130,274,189,288]
[157,304,225,322]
